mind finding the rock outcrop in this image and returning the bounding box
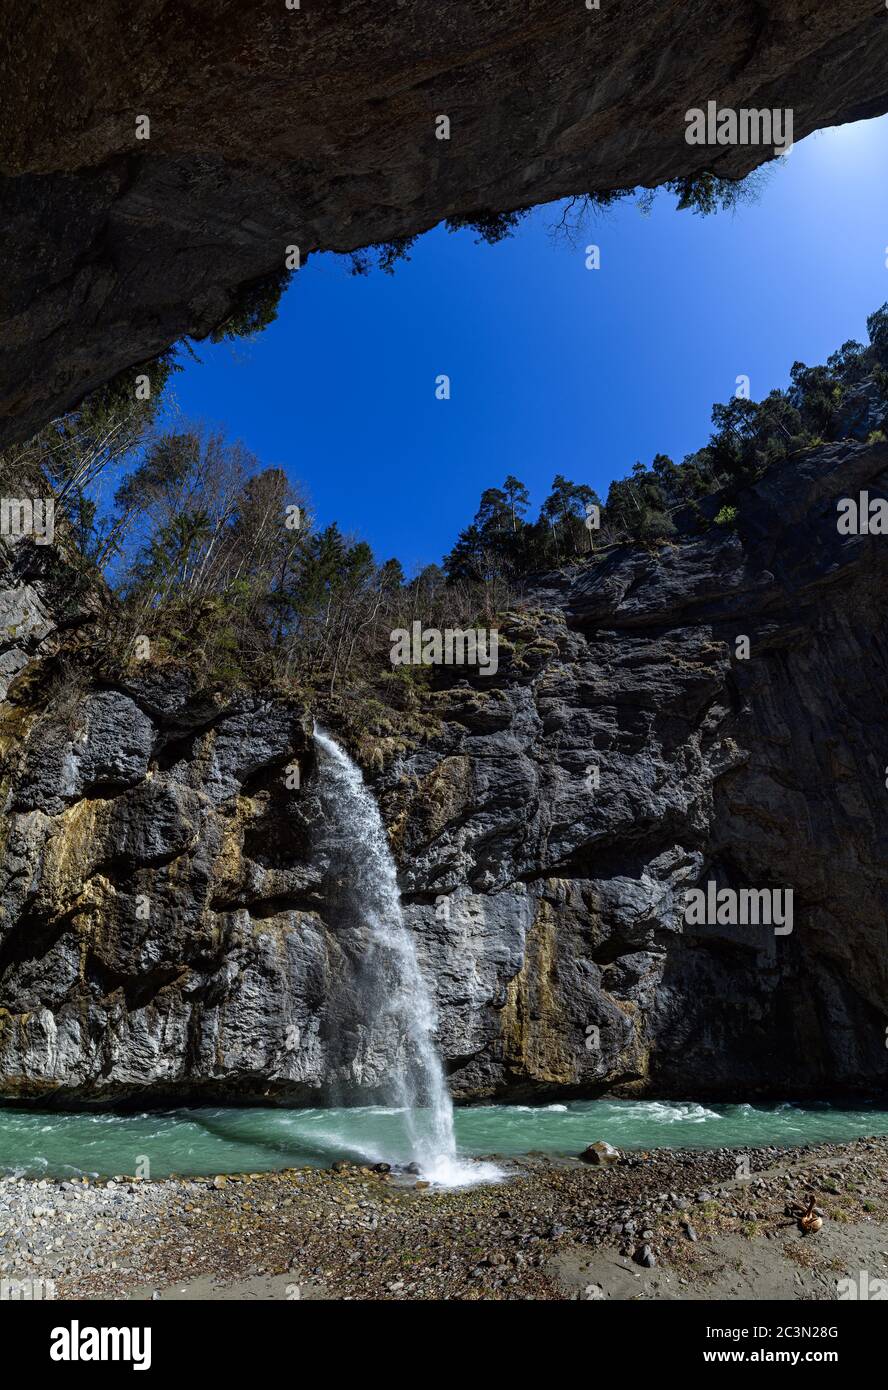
[3,1,888,445]
[1,434,887,1103]
[3,4,888,1105]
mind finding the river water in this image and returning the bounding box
[1,1099,885,1182]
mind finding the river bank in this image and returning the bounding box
[2,1136,887,1301]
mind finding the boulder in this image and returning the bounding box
[580,1141,621,1166]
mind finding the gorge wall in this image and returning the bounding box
[1,434,887,1104]
[3,1,888,445]
[3,2,888,1106]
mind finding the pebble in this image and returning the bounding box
[0,1135,883,1301]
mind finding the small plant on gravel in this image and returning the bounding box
[784,1242,821,1270]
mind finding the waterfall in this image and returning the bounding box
[314,727,493,1185]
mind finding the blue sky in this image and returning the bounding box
[167,115,888,573]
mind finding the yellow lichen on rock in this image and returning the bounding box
[37,798,108,917]
[498,893,575,1086]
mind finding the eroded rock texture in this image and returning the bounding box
[1,438,887,1103]
[2,0,888,445]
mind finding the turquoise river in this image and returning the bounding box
[1,1099,887,1180]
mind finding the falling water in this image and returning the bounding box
[314,727,496,1186]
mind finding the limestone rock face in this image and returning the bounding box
[0,537,94,703]
[2,1,888,445]
[388,438,888,1101]
[0,438,887,1103]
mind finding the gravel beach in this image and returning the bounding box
[2,1137,887,1301]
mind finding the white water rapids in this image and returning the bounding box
[314,727,499,1186]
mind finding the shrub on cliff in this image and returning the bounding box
[206,267,294,342]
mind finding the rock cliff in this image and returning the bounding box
[1,434,887,1104]
[3,3,888,1105]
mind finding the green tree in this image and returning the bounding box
[789,363,842,437]
[443,522,486,584]
[606,464,674,542]
[207,268,293,342]
[867,303,888,365]
[502,475,530,530]
[538,475,601,556]
[3,351,179,569]
[445,209,529,244]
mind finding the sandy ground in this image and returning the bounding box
[555,1220,888,1301]
[3,1136,887,1302]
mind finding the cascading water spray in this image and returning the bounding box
[313,726,497,1186]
